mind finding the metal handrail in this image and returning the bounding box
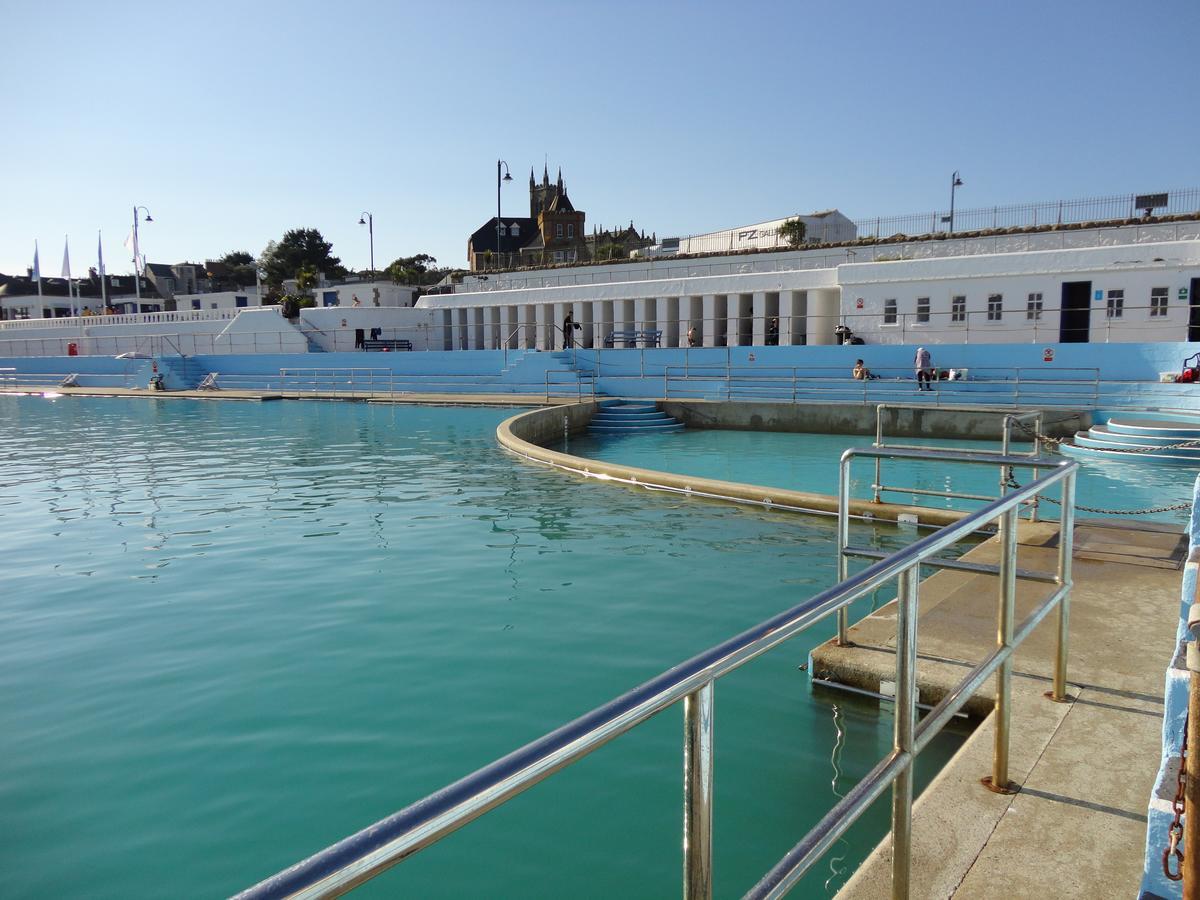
[662,364,1101,408]
[235,451,1076,900]
[870,404,1047,518]
[810,447,1075,900]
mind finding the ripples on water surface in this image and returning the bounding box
[0,396,962,899]
[569,425,1196,524]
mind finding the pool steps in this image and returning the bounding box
[1060,415,1200,464]
[588,401,685,434]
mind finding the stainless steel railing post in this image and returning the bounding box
[891,566,919,900]
[1051,469,1076,701]
[836,454,851,646]
[683,681,714,900]
[990,506,1018,792]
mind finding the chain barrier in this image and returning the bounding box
[1002,473,1190,515]
[1165,714,1188,881]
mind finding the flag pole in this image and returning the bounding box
[98,231,108,310]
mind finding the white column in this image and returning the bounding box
[536,303,553,351]
[522,304,537,349]
[453,308,470,350]
[808,288,839,345]
[779,291,795,346]
[752,291,768,345]
[634,297,657,335]
[469,308,485,349]
[599,301,615,347]
[487,307,502,350]
[664,297,680,347]
[701,294,721,347]
[501,305,518,351]
[727,294,746,347]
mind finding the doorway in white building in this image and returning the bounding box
[1059,281,1091,343]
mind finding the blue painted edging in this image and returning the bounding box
[1140,475,1200,900]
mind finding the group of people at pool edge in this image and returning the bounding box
[561,313,943,390]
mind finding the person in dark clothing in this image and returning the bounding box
[563,310,579,349]
[766,316,779,345]
[355,328,365,349]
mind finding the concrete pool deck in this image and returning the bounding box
[814,517,1185,898]
[0,385,573,406]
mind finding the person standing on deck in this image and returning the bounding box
[914,346,933,390]
[562,310,577,349]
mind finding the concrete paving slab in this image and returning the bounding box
[825,518,1181,897]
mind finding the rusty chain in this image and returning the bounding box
[1165,714,1188,880]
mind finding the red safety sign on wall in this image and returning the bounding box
[855,298,864,309]
[1043,348,1054,363]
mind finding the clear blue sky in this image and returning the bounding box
[3,0,1198,277]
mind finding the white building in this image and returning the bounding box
[674,210,858,255]
[415,219,1200,350]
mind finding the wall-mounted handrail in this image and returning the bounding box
[234,448,1076,900]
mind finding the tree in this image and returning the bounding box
[259,228,345,286]
[215,250,259,289]
[778,218,807,249]
[385,253,440,285]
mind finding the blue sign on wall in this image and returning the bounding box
[1094,290,1104,301]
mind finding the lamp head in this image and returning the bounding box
[358,216,366,225]
[144,213,153,222]
[502,172,513,182]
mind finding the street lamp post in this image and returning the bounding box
[948,172,964,234]
[496,159,512,269]
[132,205,152,304]
[358,212,374,277]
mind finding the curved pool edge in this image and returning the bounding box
[497,402,967,527]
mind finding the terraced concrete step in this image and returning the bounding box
[1106,417,1200,438]
[1074,434,1200,456]
[1086,425,1200,448]
[587,422,686,433]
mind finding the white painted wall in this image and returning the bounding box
[298,306,443,352]
[838,241,1200,345]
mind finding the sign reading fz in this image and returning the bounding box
[736,228,780,243]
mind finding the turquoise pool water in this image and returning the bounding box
[0,396,962,899]
[567,427,1196,525]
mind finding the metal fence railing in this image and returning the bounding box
[660,365,1101,408]
[232,447,1077,899]
[854,187,1200,240]
[0,301,1191,361]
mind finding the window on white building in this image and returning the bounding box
[916,297,930,323]
[1151,287,1169,317]
[951,295,966,323]
[987,294,1003,321]
[1106,289,1124,319]
[1026,292,1043,320]
[883,298,897,324]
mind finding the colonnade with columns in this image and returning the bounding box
[438,288,842,351]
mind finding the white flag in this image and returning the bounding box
[32,241,41,281]
[98,232,106,277]
[123,230,135,252]
[61,237,71,279]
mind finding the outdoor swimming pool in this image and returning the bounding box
[567,425,1196,525]
[0,396,962,899]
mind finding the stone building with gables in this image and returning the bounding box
[467,165,649,271]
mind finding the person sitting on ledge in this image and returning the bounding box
[852,359,873,380]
